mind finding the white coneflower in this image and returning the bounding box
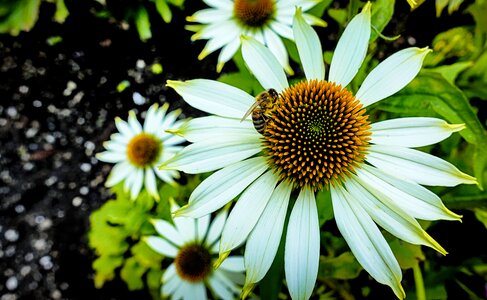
[186,0,326,73]
[163,4,476,299]
[145,200,246,300]
[96,103,184,200]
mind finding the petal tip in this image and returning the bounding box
[214,251,230,269]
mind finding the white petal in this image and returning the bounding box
[162,136,261,174]
[331,185,405,299]
[143,104,158,133]
[367,144,477,186]
[183,282,206,300]
[292,8,325,81]
[345,179,446,254]
[328,3,371,87]
[203,0,233,10]
[195,21,241,56]
[166,79,254,118]
[357,47,431,107]
[196,214,211,243]
[130,168,144,200]
[370,117,465,148]
[264,28,293,74]
[115,117,135,138]
[188,8,231,23]
[174,157,268,219]
[208,273,235,300]
[285,187,320,300]
[162,266,181,296]
[144,236,178,257]
[173,216,196,244]
[128,111,143,134]
[270,22,294,41]
[162,263,177,283]
[219,256,245,272]
[219,170,279,253]
[145,168,159,199]
[123,169,136,193]
[161,109,181,131]
[217,37,241,72]
[103,140,126,153]
[356,165,461,221]
[245,181,292,285]
[154,168,179,185]
[151,219,185,247]
[172,116,258,143]
[241,36,289,92]
[96,151,126,163]
[205,209,229,248]
[105,162,133,187]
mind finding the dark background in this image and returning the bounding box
[0,0,484,299]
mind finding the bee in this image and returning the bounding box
[240,88,279,135]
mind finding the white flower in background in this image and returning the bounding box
[96,103,184,200]
[145,200,246,300]
[163,4,477,300]
[186,0,326,73]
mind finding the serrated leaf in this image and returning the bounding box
[131,241,164,268]
[389,240,425,270]
[318,252,362,280]
[121,257,148,290]
[146,268,164,291]
[92,255,124,288]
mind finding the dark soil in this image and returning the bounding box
[0,0,483,299]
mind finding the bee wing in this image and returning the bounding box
[240,100,263,122]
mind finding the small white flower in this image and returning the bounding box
[145,200,246,300]
[96,103,185,200]
[163,4,477,300]
[187,0,326,73]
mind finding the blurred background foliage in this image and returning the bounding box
[2,0,486,299]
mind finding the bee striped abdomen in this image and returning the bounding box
[252,110,266,134]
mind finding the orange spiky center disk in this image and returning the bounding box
[263,80,371,191]
[174,244,212,283]
[234,0,275,28]
[127,133,162,167]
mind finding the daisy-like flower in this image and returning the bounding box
[163,4,477,299]
[144,200,246,300]
[186,0,326,73]
[96,103,184,200]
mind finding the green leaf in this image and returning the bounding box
[0,0,41,35]
[428,61,473,84]
[316,189,333,226]
[121,257,147,290]
[474,208,487,229]
[370,0,395,42]
[389,240,425,270]
[467,0,487,34]
[135,6,152,41]
[54,0,69,23]
[318,252,362,280]
[154,0,172,23]
[92,255,124,288]
[379,71,487,189]
[328,8,347,26]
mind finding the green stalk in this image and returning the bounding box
[413,262,426,300]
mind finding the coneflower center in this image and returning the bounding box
[263,80,371,190]
[174,244,212,283]
[234,0,274,28]
[127,133,162,167]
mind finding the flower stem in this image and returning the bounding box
[413,262,426,300]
